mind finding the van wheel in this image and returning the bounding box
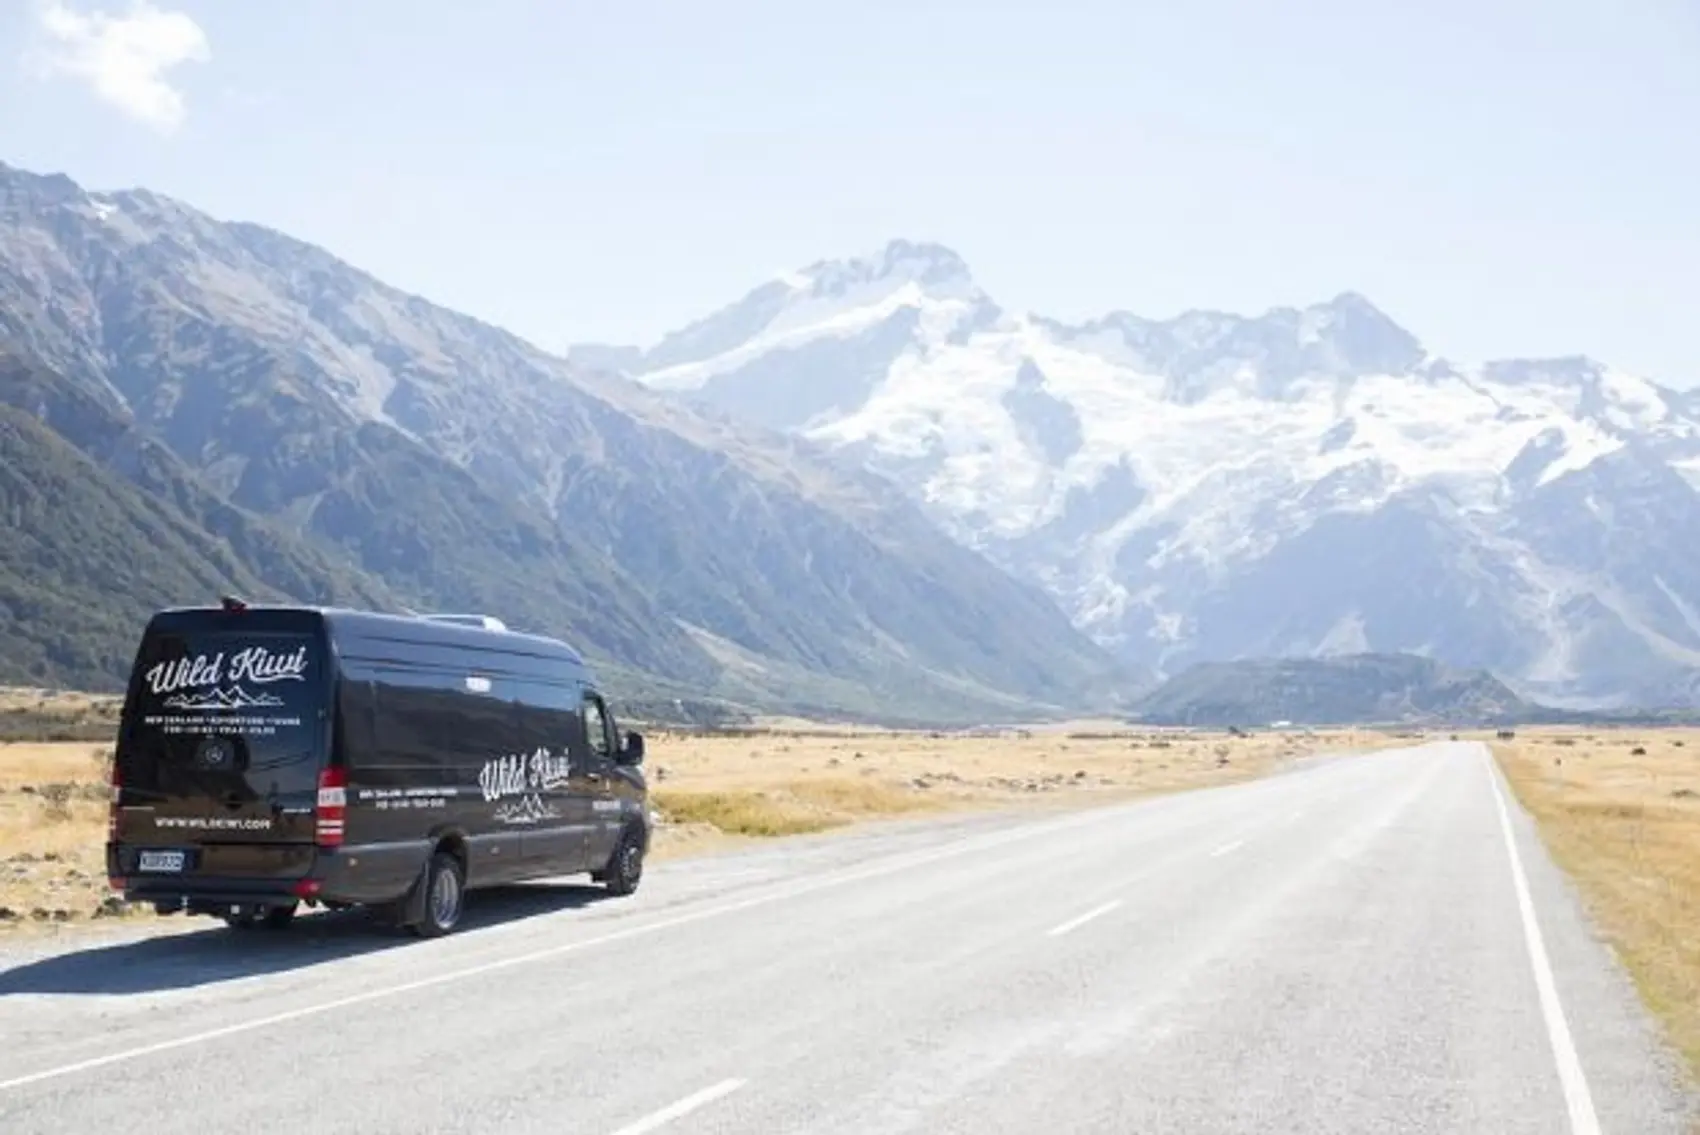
[410,851,465,938]
[602,827,645,896]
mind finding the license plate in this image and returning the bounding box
[138,850,187,873]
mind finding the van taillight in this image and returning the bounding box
[106,754,121,839]
[315,767,347,848]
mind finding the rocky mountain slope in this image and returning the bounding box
[575,240,1700,709]
[0,165,1134,722]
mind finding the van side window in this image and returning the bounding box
[582,692,615,760]
[360,662,524,774]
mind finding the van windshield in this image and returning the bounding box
[121,629,326,802]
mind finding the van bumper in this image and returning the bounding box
[107,842,428,909]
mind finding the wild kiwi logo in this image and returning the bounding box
[147,645,309,711]
[478,748,571,801]
[479,748,571,825]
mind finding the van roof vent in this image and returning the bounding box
[417,613,509,632]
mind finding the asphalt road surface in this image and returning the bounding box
[1,741,1695,1134]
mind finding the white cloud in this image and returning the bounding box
[28,1,210,134]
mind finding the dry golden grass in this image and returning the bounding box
[1493,729,1700,1084]
[0,687,121,743]
[655,779,937,838]
[639,723,1409,859]
[0,688,120,717]
[0,741,123,928]
[0,699,1409,930]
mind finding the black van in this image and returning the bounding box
[105,599,650,937]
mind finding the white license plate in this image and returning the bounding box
[138,850,187,873]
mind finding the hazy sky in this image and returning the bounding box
[3,0,1697,385]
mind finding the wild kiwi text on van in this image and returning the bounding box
[478,748,572,803]
[145,645,311,697]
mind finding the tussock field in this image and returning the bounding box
[0,687,121,742]
[641,721,1403,856]
[0,742,123,927]
[1493,730,1700,1083]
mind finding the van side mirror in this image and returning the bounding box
[620,730,645,766]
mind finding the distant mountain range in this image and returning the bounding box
[0,163,1137,724]
[8,160,1696,723]
[1133,653,1529,728]
[574,240,1700,711]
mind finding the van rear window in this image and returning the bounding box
[123,630,325,795]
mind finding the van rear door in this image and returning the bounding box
[114,612,330,877]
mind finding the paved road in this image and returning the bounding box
[0,741,1694,1134]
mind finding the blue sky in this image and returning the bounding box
[3,0,1697,385]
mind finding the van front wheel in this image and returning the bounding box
[410,851,465,938]
[602,827,645,897]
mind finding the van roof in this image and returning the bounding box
[148,602,588,667]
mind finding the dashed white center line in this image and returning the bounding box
[1210,839,1245,858]
[1046,899,1122,938]
[608,1078,747,1135]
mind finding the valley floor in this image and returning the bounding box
[5,693,1696,1095]
[1,740,1694,1133]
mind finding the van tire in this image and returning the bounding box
[602,826,645,896]
[409,851,465,938]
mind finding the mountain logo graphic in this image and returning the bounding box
[162,687,286,711]
[493,794,559,825]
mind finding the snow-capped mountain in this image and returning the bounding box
[573,240,1700,708]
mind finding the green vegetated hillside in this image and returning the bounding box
[0,342,411,686]
[1134,652,1532,727]
[0,400,371,689]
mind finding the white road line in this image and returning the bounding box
[1046,900,1122,938]
[608,1079,746,1135]
[1486,752,1602,1135]
[1209,839,1245,858]
[0,799,1137,1094]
